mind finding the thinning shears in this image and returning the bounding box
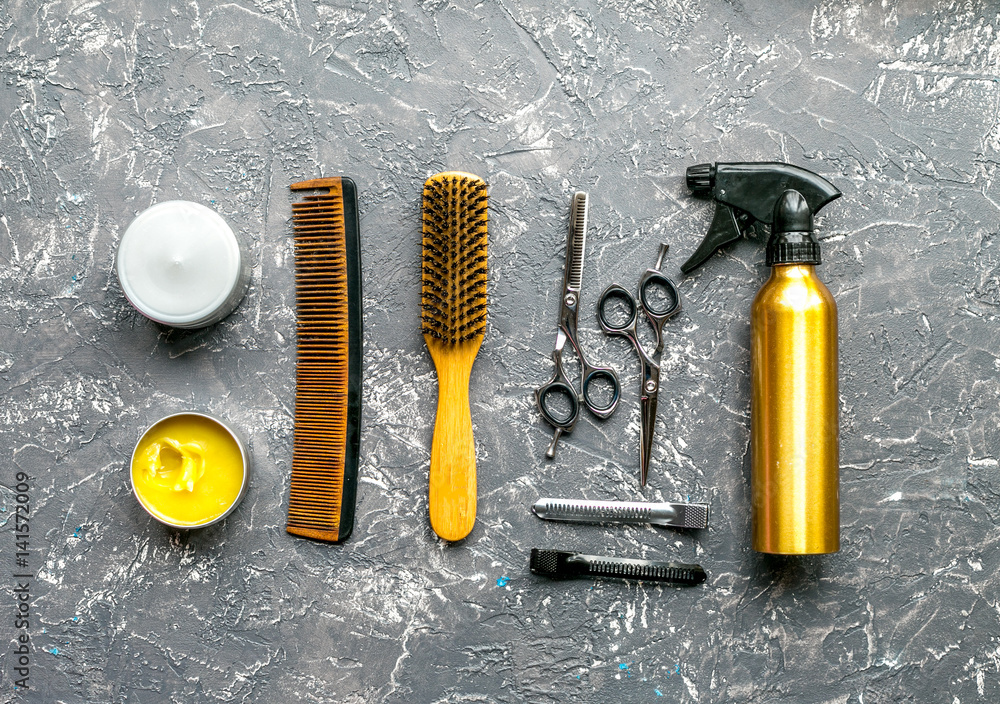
[536,192,621,458]
[597,243,680,485]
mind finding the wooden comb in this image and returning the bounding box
[286,177,362,543]
[421,171,488,541]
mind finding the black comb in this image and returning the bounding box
[530,549,706,586]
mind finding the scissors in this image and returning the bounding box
[597,243,681,486]
[536,192,621,459]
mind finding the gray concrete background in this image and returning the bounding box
[2,0,999,702]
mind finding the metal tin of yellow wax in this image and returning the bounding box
[130,412,249,529]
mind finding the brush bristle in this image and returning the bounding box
[421,172,488,345]
[287,179,350,542]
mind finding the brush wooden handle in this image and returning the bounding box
[427,338,480,541]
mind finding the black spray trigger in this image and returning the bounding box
[680,204,755,274]
[680,162,841,274]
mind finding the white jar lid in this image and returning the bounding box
[117,201,248,328]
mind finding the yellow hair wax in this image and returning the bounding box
[131,413,247,527]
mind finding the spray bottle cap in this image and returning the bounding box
[680,162,841,273]
[766,189,820,266]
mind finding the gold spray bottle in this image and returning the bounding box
[681,163,842,555]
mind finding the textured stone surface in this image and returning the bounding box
[2,0,1000,701]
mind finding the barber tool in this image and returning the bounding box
[530,549,706,585]
[285,177,362,543]
[116,201,251,328]
[131,412,249,529]
[682,162,842,555]
[532,497,709,529]
[422,171,488,542]
[597,243,681,486]
[535,192,620,458]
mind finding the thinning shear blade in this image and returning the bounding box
[566,192,587,292]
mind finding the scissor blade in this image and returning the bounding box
[639,392,658,486]
[566,192,588,292]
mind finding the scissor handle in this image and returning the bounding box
[597,284,639,338]
[535,351,580,432]
[536,353,620,428]
[640,271,680,318]
[637,269,681,351]
[580,363,620,419]
[536,378,580,430]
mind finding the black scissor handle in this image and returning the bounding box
[639,271,681,320]
[639,270,680,349]
[581,366,620,418]
[597,284,639,336]
[536,378,580,430]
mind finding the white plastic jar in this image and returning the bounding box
[116,201,251,328]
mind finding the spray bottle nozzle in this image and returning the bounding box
[680,162,841,273]
[766,189,821,266]
[686,163,715,194]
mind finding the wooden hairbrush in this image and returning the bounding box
[286,177,362,543]
[421,171,488,541]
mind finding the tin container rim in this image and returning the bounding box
[130,411,250,530]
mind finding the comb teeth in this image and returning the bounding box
[567,192,588,291]
[587,559,704,584]
[531,498,710,529]
[530,549,706,586]
[286,177,361,543]
[421,172,488,345]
